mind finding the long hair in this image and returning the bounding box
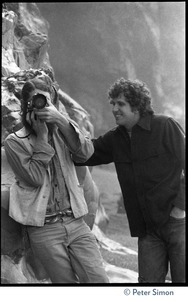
[108,78,154,116]
[21,76,59,132]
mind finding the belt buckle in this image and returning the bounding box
[66,211,73,216]
[44,210,73,224]
[64,209,73,216]
[59,209,72,217]
[45,215,59,225]
[50,215,60,223]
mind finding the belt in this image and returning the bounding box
[44,209,73,225]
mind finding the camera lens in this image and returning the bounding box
[32,94,47,109]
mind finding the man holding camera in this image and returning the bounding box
[4,75,109,283]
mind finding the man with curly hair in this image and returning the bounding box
[75,78,185,283]
[4,73,109,283]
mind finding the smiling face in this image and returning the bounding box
[110,93,140,130]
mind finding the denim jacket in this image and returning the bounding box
[4,121,94,226]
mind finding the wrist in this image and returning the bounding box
[36,134,48,144]
[55,112,69,127]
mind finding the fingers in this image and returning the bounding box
[26,111,36,125]
[26,110,48,139]
[30,111,37,123]
[34,110,48,121]
[26,111,31,125]
[46,98,53,106]
[34,105,58,123]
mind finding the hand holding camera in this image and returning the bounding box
[34,99,66,129]
[27,91,71,140]
[26,109,48,143]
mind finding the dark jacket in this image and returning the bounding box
[75,114,185,237]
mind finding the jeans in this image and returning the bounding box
[138,216,185,283]
[27,216,109,283]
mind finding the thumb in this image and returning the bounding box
[46,98,53,107]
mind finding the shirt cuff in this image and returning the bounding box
[57,119,83,153]
[32,142,55,166]
[69,120,85,151]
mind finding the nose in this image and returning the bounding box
[113,103,119,112]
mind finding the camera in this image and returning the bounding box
[28,93,47,110]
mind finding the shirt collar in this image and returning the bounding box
[136,114,152,131]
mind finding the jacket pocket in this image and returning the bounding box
[146,185,175,226]
[142,150,173,180]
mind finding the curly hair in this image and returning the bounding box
[108,78,154,116]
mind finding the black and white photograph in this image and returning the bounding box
[1,1,186,298]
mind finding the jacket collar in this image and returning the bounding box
[14,127,36,146]
[118,114,152,133]
[136,114,152,131]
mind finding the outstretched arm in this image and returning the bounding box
[74,131,114,166]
